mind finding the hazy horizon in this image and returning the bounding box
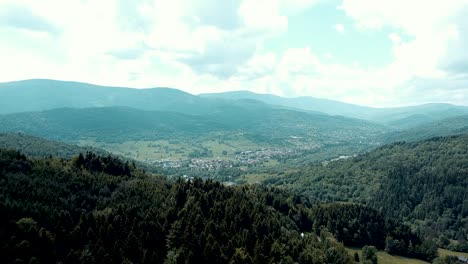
[2,78,468,109]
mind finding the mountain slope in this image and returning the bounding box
[2,79,467,131]
[0,107,229,142]
[0,149,435,263]
[0,133,102,158]
[0,105,388,145]
[201,91,468,128]
[382,115,468,143]
[0,149,350,263]
[270,134,468,250]
[0,79,228,115]
[201,90,376,119]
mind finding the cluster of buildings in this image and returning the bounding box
[145,141,323,170]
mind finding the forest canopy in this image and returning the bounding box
[0,149,436,263]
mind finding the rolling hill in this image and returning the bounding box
[381,115,468,143]
[0,149,435,263]
[0,105,388,145]
[201,91,468,128]
[269,134,468,251]
[201,90,376,119]
[0,133,101,158]
[2,79,467,131]
[0,79,232,115]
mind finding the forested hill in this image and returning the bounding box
[3,79,467,131]
[271,134,468,252]
[0,133,103,158]
[0,150,435,263]
[0,79,210,115]
[381,115,468,143]
[0,105,387,145]
[201,90,468,128]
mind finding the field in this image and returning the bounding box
[346,247,468,264]
[438,248,468,259]
[346,248,429,264]
[78,135,265,162]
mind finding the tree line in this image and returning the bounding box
[0,149,436,263]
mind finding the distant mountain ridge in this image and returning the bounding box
[2,79,468,130]
[381,114,468,143]
[0,79,227,115]
[201,90,468,128]
[201,90,376,118]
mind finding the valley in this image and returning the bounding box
[1,79,467,263]
[3,1,468,262]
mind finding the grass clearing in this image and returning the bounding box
[346,248,429,264]
[79,140,193,161]
[78,134,271,163]
[438,248,468,259]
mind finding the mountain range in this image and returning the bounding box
[2,79,468,130]
[1,79,468,156]
[1,79,468,262]
[201,90,468,128]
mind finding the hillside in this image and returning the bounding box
[201,90,377,119]
[0,107,227,142]
[2,79,467,131]
[382,115,468,143]
[0,150,435,263]
[0,106,387,142]
[0,79,232,115]
[0,99,388,143]
[0,133,104,158]
[201,91,468,128]
[0,105,388,168]
[269,134,468,252]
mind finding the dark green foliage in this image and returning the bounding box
[0,133,103,158]
[310,204,419,249]
[0,149,355,264]
[307,203,436,260]
[361,245,378,264]
[73,152,132,176]
[272,134,468,252]
[354,252,360,262]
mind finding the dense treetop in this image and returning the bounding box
[0,149,433,263]
[270,135,468,252]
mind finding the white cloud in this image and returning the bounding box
[334,0,468,105]
[339,0,468,78]
[388,33,400,44]
[0,0,468,107]
[333,23,345,34]
[279,0,326,15]
[239,0,287,31]
[0,0,287,85]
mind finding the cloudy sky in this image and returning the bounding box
[0,0,467,107]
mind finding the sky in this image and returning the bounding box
[0,0,468,107]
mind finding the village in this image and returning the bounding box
[148,146,314,170]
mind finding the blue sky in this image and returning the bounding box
[0,0,467,107]
[264,1,395,68]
